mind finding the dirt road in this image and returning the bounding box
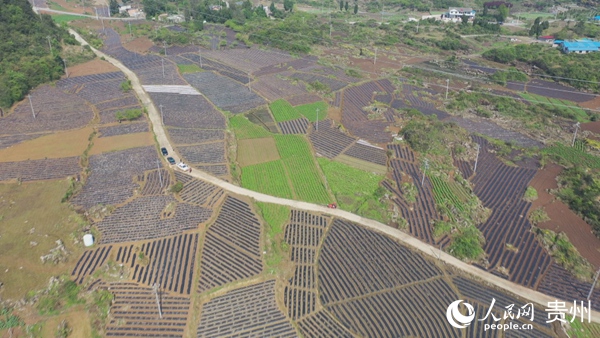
[69,29,600,323]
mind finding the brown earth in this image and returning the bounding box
[237,137,280,167]
[0,127,92,162]
[89,132,154,155]
[529,163,600,267]
[123,37,155,54]
[580,95,600,110]
[67,58,120,77]
[582,121,600,134]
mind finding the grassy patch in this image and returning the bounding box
[317,157,388,222]
[255,202,290,273]
[237,137,280,166]
[275,135,332,204]
[115,108,142,121]
[543,143,600,169]
[177,64,203,74]
[0,181,85,300]
[529,208,550,225]
[567,315,600,338]
[50,14,85,24]
[523,186,538,202]
[295,101,328,122]
[448,226,485,261]
[535,227,595,281]
[229,115,271,139]
[241,160,294,199]
[270,99,302,122]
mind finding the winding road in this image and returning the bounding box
[69,29,600,323]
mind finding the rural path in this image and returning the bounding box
[69,29,600,323]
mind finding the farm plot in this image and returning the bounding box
[59,77,132,105]
[138,169,172,196]
[278,117,309,134]
[275,135,332,204]
[326,278,461,338]
[446,116,543,148]
[71,146,158,209]
[174,171,223,207]
[0,133,48,150]
[296,311,354,338]
[237,137,280,166]
[197,280,297,338]
[288,93,322,106]
[429,175,470,219]
[95,195,212,244]
[284,210,328,261]
[147,92,225,129]
[1,84,93,135]
[201,48,294,73]
[197,196,263,292]
[177,142,226,164]
[98,104,143,125]
[241,160,294,199]
[519,93,589,122]
[253,56,318,77]
[230,115,272,139]
[538,263,600,312]
[117,233,199,295]
[0,157,80,182]
[246,107,279,133]
[98,122,148,137]
[194,164,229,177]
[136,63,188,86]
[178,53,249,84]
[527,79,593,102]
[543,142,600,168]
[166,128,224,145]
[289,72,348,92]
[184,72,266,114]
[308,120,356,159]
[318,219,441,304]
[101,28,163,71]
[71,245,112,284]
[342,142,388,166]
[385,147,440,244]
[251,74,307,101]
[270,99,302,122]
[295,101,328,122]
[102,281,191,338]
[470,136,552,288]
[95,95,140,112]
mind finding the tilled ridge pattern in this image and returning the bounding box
[197,280,297,338]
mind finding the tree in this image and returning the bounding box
[497,4,509,22]
[345,1,348,11]
[529,17,549,38]
[269,1,276,14]
[461,14,468,25]
[339,0,343,11]
[354,3,358,14]
[255,5,267,18]
[283,0,294,12]
[109,0,119,15]
[142,0,166,18]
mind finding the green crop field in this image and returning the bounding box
[241,160,294,199]
[295,101,328,122]
[318,158,388,222]
[177,64,203,74]
[230,115,271,139]
[50,14,85,24]
[429,176,467,217]
[274,135,332,204]
[270,99,302,122]
[519,93,589,122]
[544,143,600,169]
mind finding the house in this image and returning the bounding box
[538,35,555,43]
[119,5,131,14]
[127,8,144,19]
[559,40,600,54]
[445,7,476,19]
[593,15,600,21]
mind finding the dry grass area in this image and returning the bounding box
[89,132,154,155]
[123,37,154,54]
[237,137,280,167]
[0,180,84,300]
[334,154,387,175]
[38,306,92,338]
[67,58,119,77]
[0,127,92,162]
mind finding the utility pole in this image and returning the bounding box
[28,94,35,119]
[329,23,332,39]
[107,5,110,18]
[248,72,251,92]
[198,48,203,68]
[164,41,167,56]
[374,47,377,65]
[47,36,53,56]
[445,79,450,100]
[157,159,163,188]
[159,104,164,125]
[161,58,165,78]
[152,283,163,319]
[101,17,105,34]
[316,108,319,131]
[380,0,384,23]
[572,122,580,147]
[63,59,68,78]
[94,7,98,19]
[416,20,419,33]
[421,159,429,186]
[473,143,480,173]
[129,22,132,37]
[588,269,600,300]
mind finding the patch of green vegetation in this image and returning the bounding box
[50,14,85,24]
[169,181,183,193]
[534,227,594,281]
[306,80,330,93]
[270,99,302,122]
[37,278,84,316]
[229,115,271,139]
[490,67,528,85]
[518,93,590,123]
[115,108,142,122]
[318,158,389,223]
[401,182,417,204]
[177,64,203,74]
[255,202,290,272]
[433,220,453,238]
[295,101,328,122]
[448,226,486,261]
[120,80,132,92]
[274,135,332,204]
[523,186,538,202]
[241,160,294,199]
[555,167,600,237]
[0,306,23,330]
[87,289,113,338]
[567,315,600,338]
[529,208,550,225]
[543,143,600,169]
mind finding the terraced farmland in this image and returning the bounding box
[241,160,294,199]
[270,99,303,122]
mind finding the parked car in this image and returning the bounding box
[161,147,168,156]
[167,157,176,165]
[177,162,190,171]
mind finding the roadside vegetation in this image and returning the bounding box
[255,202,291,274]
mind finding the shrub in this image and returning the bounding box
[120,80,132,92]
[170,181,184,193]
[115,109,142,122]
[529,208,550,225]
[523,186,538,202]
[449,226,485,261]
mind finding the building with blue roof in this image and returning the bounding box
[559,40,600,54]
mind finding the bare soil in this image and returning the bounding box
[581,121,600,134]
[579,95,600,110]
[67,58,119,77]
[237,137,280,166]
[529,163,600,267]
[0,127,92,162]
[123,37,154,54]
[89,132,154,155]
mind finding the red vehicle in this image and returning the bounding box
[327,203,337,209]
